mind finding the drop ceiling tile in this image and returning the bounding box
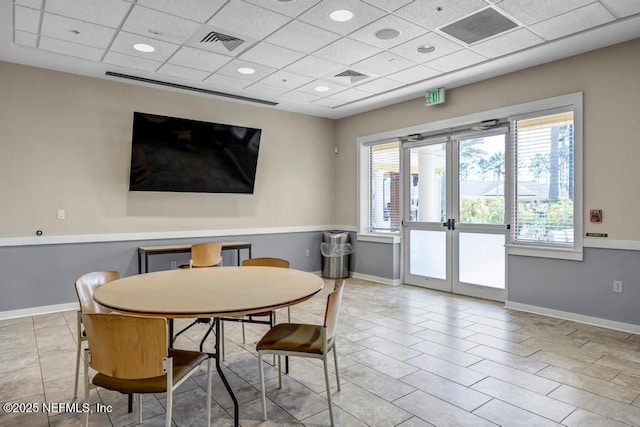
[265,20,341,54]
[355,77,405,93]
[39,36,104,60]
[472,28,543,58]
[157,63,210,81]
[244,82,290,97]
[313,37,382,65]
[242,0,321,18]
[361,0,414,12]
[14,6,40,33]
[41,13,116,49]
[135,0,227,22]
[312,97,344,108]
[239,42,305,68]
[44,0,131,28]
[283,55,345,78]
[351,51,417,76]
[14,30,38,47]
[205,73,252,89]
[215,59,277,82]
[530,2,615,40]
[103,51,161,72]
[278,91,322,103]
[122,6,201,45]
[15,0,43,8]
[207,1,291,40]
[329,88,372,102]
[387,64,441,84]
[259,70,315,91]
[297,0,386,36]
[296,79,349,96]
[110,31,179,62]
[349,15,429,49]
[495,0,595,25]
[168,46,232,73]
[425,49,488,72]
[395,0,487,30]
[390,32,465,62]
[599,0,640,18]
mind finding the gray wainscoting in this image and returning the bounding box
[0,231,324,313]
[508,247,640,325]
[349,234,401,282]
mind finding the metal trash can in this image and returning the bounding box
[321,230,353,279]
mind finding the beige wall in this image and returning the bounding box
[334,38,640,240]
[0,62,336,238]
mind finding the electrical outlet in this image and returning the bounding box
[305,248,310,257]
[613,280,623,293]
[170,261,177,270]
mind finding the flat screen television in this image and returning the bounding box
[129,112,261,194]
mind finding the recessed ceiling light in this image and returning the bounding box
[315,86,330,92]
[417,44,436,54]
[238,67,256,75]
[375,28,401,40]
[329,9,354,22]
[133,43,155,53]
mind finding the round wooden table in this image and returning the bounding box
[93,266,324,426]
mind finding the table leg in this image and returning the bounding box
[215,318,239,427]
[168,319,174,349]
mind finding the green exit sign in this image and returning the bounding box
[425,88,445,106]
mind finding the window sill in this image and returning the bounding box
[506,244,583,261]
[356,234,401,244]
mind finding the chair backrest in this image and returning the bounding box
[81,312,168,380]
[75,271,120,314]
[191,242,223,267]
[323,279,345,341]
[242,257,290,268]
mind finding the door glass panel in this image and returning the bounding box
[408,143,446,223]
[458,135,505,224]
[409,229,446,279]
[459,233,505,289]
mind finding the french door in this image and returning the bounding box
[402,128,508,301]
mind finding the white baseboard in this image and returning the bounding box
[0,302,78,320]
[350,272,402,286]
[505,301,640,334]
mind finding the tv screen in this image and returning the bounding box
[129,112,261,194]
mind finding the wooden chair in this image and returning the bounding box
[172,242,223,349]
[256,279,345,426]
[73,271,120,401]
[81,312,212,427]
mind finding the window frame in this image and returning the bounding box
[357,92,583,259]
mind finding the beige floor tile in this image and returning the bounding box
[562,408,632,426]
[530,350,621,381]
[469,359,561,395]
[465,333,540,357]
[467,345,547,374]
[401,370,491,411]
[472,398,562,426]
[463,314,525,331]
[406,354,486,386]
[396,416,436,427]
[358,336,422,361]
[465,323,533,343]
[394,390,496,426]
[471,377,575,422]
[0,365,44,402]
[538,365,640,404]
[411,340,482,367]
[329,382,413,426]
[347,348,419,379]
[363,325,424,347]
[418,313,475,330]
[340,363,416,402]
[413,324,478,345]
[549,384,640,425]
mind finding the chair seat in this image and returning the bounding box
[93,349,209,394]
[256,323,325,355]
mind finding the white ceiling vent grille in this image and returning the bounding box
[199,31,245,53]
[186,25,257,56]
[334,70,370,84]
[441,8,518,44]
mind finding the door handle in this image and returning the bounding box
[442,219,456,230]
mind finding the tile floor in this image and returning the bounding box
[2,277,640,426]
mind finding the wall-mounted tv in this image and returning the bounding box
[129,112,261,194]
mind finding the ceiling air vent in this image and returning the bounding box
[199,31,245,53]
[334,70,369,84]
[441,8,518,44]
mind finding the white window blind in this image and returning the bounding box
[368,141,400,233]
[512,110,575,246]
